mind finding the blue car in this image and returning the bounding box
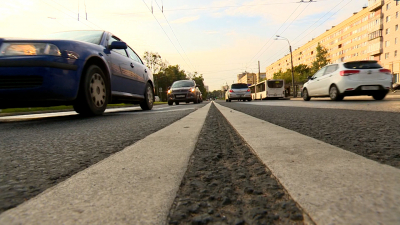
[0,30,154,115]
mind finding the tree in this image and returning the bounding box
[311,43,330,74]
[273,64,312,84]
[155,65,188,101]
[191,73,208,99]
[143,51,166,75]
[293,64,312,83]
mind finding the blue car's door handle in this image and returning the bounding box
[130,63,134,68]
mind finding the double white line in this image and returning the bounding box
[1,102,399,224]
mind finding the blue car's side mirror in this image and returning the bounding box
[109,41,127,50]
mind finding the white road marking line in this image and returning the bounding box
[0,106,195,122]
[133,108,196,114]
[215,102,400,225]
[0,103,212,225]
[244,97,400,112]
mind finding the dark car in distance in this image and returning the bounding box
[167,80,201,105]
[0,30,154,116]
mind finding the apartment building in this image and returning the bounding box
[379,0,400,83]
[256,72,267,83]
[265,0,400,84]
[237,72,257,85]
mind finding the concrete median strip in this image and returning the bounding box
[215,102,400,225]
[0,103,211,225]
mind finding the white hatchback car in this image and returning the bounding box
[225,83,252,102]
[302,61,392,101]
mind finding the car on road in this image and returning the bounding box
[167,80,201,105]
[196,87,203,103]
[0,30,154,115]
[302,60,392,101]
[225,83,252,102]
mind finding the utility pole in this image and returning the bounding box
[289,45,296,97]
[258,61,261,83]
[275,35,296,97]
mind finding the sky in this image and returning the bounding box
[0,0,367,91]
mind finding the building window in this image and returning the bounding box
[395,50,398,57]
[397,12,399,18]
[386,28,390,34]
[387,3,390,10]
[396,38,398,44]
[396,25,399,31]
[385,52,390,59]
[386,16,391,22]
[386,41,390,47]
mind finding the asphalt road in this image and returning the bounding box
[0,103,204,213]
[1,97,399,224]
[219,96,400,169]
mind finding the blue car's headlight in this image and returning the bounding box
[0,43,61,56]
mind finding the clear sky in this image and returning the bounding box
[1,0,367,91]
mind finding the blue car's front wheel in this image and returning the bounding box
[73,65,108,116]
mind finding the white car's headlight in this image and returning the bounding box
[0,43,61,56]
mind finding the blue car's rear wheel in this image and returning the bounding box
[74,65,108,116]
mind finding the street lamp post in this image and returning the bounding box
[275,35,296,97]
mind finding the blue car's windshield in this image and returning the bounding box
[43,30,104,45]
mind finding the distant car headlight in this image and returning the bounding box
[190,88,195,92]
[167,89,171,94]
[0,43,61,56]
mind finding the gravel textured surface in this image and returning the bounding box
[0,105,199,213]
[168,104,305,225]
[219,102,400,169]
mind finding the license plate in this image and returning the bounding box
[176,94,185,98]
[361,86,379,90]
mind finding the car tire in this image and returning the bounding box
[372,92,387,100]
[140,82,154,110]
[329,85,342,101]
[175,101,180,105]
[248,98,252,102]
[194,96,199,104]
[303,89,311,101]
[73,65,108,116]
[228,99,231,102]
[168,101,173,105]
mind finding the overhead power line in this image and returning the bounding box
[43,0,103,30]
[246,1,313,69]
[141,0,194,75]
[153,0,197,73]
[164,0,324,11]
[262,0,354,67]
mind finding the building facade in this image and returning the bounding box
[379,0,400,83]
[256,72,267,83]
[265,0,400,85]
[237,72,257,85]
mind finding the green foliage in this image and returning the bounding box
[143,51,167,74]
[191,73,208,99]
[208,90,223,99]
[311,43,330,74]
[272,43,329,84]
[154,65,189,101]
[272,64,312,84]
